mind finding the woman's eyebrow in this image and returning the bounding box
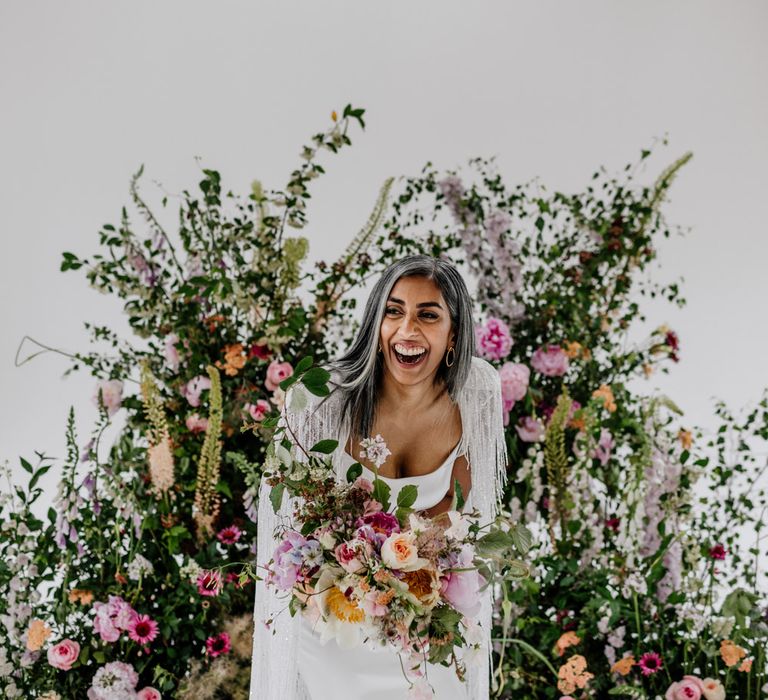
[387,296,443,309]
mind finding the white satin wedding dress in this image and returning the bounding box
[297,437,469,700]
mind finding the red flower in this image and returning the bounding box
[216,526,243,545]
[249,343,272,360]
[605,517,620,532]
[709,543,727,560]
[205,632,231,657]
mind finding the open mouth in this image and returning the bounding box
[392,344,428,367]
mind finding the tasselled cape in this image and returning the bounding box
[250,357,508,699]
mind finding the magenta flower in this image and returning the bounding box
[249,342,272,360]
[205,632,232,657]
[356,512,400,545]
[197,569,223,597]
[638,651,663,676]
[265,361,293,392]
[475,317,513,361]
[127,614,159,645]
[709,543,727,560]
[47,639,80,671]
[216,525,243,545]
[530,345,569,377]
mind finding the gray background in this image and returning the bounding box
[1,1,766,492]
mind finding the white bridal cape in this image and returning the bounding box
[250,357,508,700]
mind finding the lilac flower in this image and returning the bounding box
[92,380,123,417]
[475,317,513,361]
[593,429,615,466]
[164,333,180,373]
[485,209,513,248]
[438,175,465,214]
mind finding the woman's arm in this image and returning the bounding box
[420,454,471,521]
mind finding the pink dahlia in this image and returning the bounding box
[197,569,223,597]
[475,318,513,361]
[530,345,569,377]
[128,614,159,645]
[638,651,663,676]
[205,632,232,657]
[216,525,243,545]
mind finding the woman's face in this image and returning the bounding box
[379,275,455,386]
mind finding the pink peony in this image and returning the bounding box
[516,416,545,442]
[205,632,231,657]
[137,688,162,700]
[245,399,271,422]
[530,345,569,377]
[181,375,211,408]
[164,333,180,373]
[356,512,400,546]
[265,361,293,392]
[665,676,703,700]
[47,638,80,671]
[197,569,223,597]
[87,660,138,699]
[475,318,513,361]
[498,362,530,413]
[216,525,243,545]
[185,413,209,434]
[93,595,137,643]
[92,380,123,417]
[127,614,159,645]
[440,545,483,617]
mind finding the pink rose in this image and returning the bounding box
[498,362,530,412]
[245,399,271,422]
[666,676,703,700]
[137,689,162,700]
[334,542,367,574]
[92,380,123,417]
[475,317,513,361]
[516,416,545,442]
[531,345,569,377]
[47,638,80,671]
[265,361,293,392]
[181,375,212,408]
[185,413,209,433]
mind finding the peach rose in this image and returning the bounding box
[46,639,80,671]
[380,531,427,572]
[700,678,725,700]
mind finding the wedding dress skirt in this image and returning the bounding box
[297,441,470,700]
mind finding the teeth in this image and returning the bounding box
[394,344,426,357]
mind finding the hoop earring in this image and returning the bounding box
[445,346,456,368]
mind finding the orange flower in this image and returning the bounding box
[557,654,594,695]
[738,658,753,673]
[565,342,583,359]
[720,639,747,667]
[26,619,52,651]
[375,589,396,606]
[402,567,440,606]
[216,343,247,377]
[67,589,94,605]
[331,110,338,122]
[326,587,365,623]
[554,631,581,657]
[592,384,617,412]
[677,429,693,450]
[611,655,635,676]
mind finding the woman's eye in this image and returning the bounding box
[421,313,438,320]
[385,307,401,315]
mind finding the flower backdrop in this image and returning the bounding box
[1,107,766,699]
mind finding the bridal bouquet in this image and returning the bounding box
[257,363,531,694]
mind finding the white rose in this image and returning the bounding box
[380,532,428,572]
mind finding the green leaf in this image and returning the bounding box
[372,478,391,512]
[28,464,52,491]
[215,481,233,499]
[19,458,33,474]
[302,367,332,397]
[295,356,313,375]
[475,530,513,558]
[450,479,465,511]
[396,485,418,509]
[346,462,363,483]
[279,374,299,391]
[509,523,533,554]
[270,482,286,514]
[310,439,338,455]
[395,506,413,528]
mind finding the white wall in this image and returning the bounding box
[1,1,767,490]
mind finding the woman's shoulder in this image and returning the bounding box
[462,356,501,393]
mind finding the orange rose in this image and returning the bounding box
[381,532,427,572]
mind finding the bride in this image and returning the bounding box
[250,255,507,699]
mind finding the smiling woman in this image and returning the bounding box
[250,254,508,700]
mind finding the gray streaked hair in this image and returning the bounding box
[328,254,477,443]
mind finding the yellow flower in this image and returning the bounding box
[26,618,52,651]
[592,384,617,412]
[720,639,747,667]
[326,586,365,624]
[554,631,580,657]
[677,429,693,450]
[611,655,635,676]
